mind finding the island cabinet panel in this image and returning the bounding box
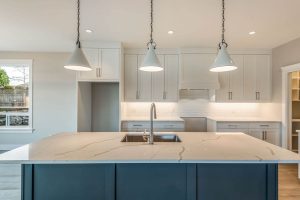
[22,164,115,200]
[116,164,196,200]
[196,164,278,200]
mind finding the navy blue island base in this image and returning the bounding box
[22,163,278,200]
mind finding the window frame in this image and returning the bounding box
[0,59,33,133]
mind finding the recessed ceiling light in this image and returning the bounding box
[249,31,256,35]
[85,29,93,33]
[168,30,174,35]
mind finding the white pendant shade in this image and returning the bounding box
[210,44,237,72]
[64,46,92,71]
[139,44,163,72]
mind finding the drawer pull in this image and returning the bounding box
[133,124,143,127]
[260,125,269,127]
[228,125,238,127]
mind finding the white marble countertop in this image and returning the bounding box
[207,116,281,122]
[0,132,299,164]
[121,117,184,122]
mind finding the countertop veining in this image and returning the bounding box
[0,132,299,164]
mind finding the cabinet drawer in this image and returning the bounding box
[217,128,249,134]
[249,122,280,129]
[217,122,249,129]
[121,121,185,132]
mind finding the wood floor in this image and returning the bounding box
[0,164,299,200]
[279,164,300,200]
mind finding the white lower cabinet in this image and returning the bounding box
[209,121,281,146]
[248,129,280,146]
[121,121,185,132]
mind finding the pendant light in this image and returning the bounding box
[210,0,237,72]
[139,0,163,72]
[64,0,92,71]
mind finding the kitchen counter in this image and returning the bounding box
[0,132,299,164]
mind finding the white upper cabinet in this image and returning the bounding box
[243,55,271,101]
[137,55,152,101]
[180,54,219,90]
[101,49,120,80]
[78,48,120,81]
[164,55,179,101]
[152,55,179,102]
[124,54,179,102]
[216,55,244,101]
[124,55,138,101]
[152,55,165,101]
[216,54,271,102]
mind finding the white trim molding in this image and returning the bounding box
[281,63,300,149]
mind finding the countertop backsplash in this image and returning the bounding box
[121,100,281,121]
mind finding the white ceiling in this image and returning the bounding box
[1,0,300,52]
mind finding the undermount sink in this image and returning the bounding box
[121,134,182,143]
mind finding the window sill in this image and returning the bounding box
[0,128,34,134]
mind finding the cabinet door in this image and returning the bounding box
[243,55,257,101]
[256,55,271,101]
[152,55,165,101]
[124,55,138,101]
[116,164,189,200]
[229,55,244,101]
[32,164,115,200]
[164,55,179,101]
[216,72,230,101]
[265,129,280,146]
[78,48,98,80]
[100,49,120,80]
[244,55,271,102]
[137,55,152,101]
[248,130,264,140]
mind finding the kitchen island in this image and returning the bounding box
[0,132,299,200]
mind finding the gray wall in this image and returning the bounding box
[0,52,77,148]
[272,37,300,102]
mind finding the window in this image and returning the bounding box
[0,60,32,133]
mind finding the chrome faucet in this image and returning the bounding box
[149,102,157,144]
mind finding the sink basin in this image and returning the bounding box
[121,134,181,143]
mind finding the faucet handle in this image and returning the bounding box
[143,129,149,142]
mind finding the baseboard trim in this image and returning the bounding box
[0,144,22,150]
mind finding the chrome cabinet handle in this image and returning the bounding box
[96,68,99,77]
[228,92,232,100]
[256,92,260,100]
[260,125,269,127]
[96,68,102,78]
[163,91,167,100]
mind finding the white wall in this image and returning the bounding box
[0,52,77,148]
[272,37,300,103]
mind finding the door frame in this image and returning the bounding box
[281,63,300,149]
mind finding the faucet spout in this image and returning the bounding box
[149,103,157,144]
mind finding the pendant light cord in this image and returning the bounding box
[219,0,228,48]
[76,0,81,48]
[147,0,156,48]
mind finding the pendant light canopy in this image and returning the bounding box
[64,0,92,71]
[139,0,163,72]
[210,0,237,72]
